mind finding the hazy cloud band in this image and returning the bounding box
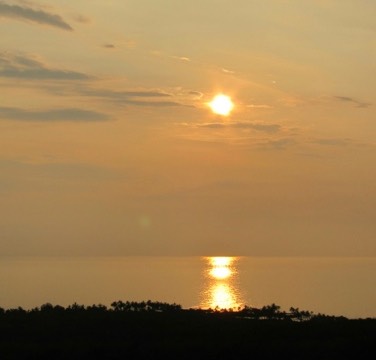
[0,52,90,80]
[0,2,73,30]
[0,107,109,122]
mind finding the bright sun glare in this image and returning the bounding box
[210,267,232,280]
[209,94,234,116]
[208,257,235,280]
[211,257,232,267]
[202,257,242,310]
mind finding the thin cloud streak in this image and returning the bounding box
[334,96,371,108]
[103,43,116,49]
[172,55,191,62]
[0,52,91,80]
[78,88,172,99]
[71,86,185,107]
[0,106,109,122]
[246,104,273,109]
[198,122,281,133]
[261,138,297,150]
[0,2,73,31]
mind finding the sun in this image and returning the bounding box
[209,94,234,116]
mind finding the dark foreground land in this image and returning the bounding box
[1,301,375,359]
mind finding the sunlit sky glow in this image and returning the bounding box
[0,0,375,257]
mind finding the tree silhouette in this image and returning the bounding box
[289,307,313,322]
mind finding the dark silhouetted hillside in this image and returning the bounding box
[0,301,375,359]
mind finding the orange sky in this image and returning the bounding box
[0,0,375,256]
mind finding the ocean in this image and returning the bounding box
[1,256,375,319]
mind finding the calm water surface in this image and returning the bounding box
[0,256,375,318]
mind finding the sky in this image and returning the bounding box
[1,0,375,257]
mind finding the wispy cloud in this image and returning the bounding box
[261,138,296,150]
[334,96,371,108]
[232,123,281,133]
[172,55,191,62]
[70,86,185,107]
[124,100,185,107]
[221,68,235,74]
[0,52,91,80]
[246,104,273,109]
[78,88,171,99]
[0,106,109,122]
[0,1,73,30]
[72,13,90,24]
[0,52,187,107]
[198,121,281,134]
[103,43,116,49]
[312,138,352,146]
[188,91,203,98]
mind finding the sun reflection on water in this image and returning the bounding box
[201,257,243,310]
[210,266,232,280]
